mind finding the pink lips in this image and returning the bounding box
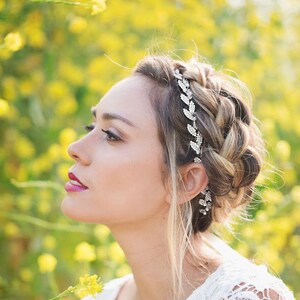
[64,172,88,192]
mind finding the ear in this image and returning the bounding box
[178,163,208,205]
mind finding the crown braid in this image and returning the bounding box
[133,55,264,232]
[178,60,263,224]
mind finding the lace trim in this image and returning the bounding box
[187,259,294,300]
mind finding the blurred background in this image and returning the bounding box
[0,0,299,299]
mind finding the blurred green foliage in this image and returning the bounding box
[0,0,299,299]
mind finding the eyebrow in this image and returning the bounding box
[91,107,137,128]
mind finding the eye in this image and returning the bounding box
[101,129,121,141]
[84,124,95,132]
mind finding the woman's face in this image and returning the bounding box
[61,76,170,227]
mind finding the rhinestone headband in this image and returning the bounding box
[174,68,212,215]
[174,69,203,163]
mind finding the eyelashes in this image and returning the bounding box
[84,124,95,132]
[84,124,121,141]
[101,129,121,141]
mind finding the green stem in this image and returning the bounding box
[48,288,74,300]
[82,261,90,275]
[10,179,64,193]
[30,0,91,8]
[48,272,59,297]
[1,211,92,234]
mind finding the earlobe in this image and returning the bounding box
[179,163,208,205]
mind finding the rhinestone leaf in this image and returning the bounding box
[196,133,202,144]
[180,94,190,106]
[206,202,212,209]
[190,141,200,154]
[200,209,207,215]
[186,89,193,98]
[178,80,187,92]
[187,124,197,137]
[174,69,183,79]
[205,192,211,202]
[182,77,189,87]
[189,101,195,114]
[183,108,196,121]
[193,120,196,127]
[199,199,206,206]
[194,157,201,163]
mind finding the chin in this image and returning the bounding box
[61,195,103,224]
[61,195,85,221]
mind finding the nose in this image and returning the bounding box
[68,138,91,165]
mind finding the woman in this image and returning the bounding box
[62,55,294,300]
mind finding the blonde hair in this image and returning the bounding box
[133,55,264,299]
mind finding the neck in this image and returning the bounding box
[109,217,220,300]
[110,217,172,300]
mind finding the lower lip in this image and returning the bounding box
[64,182,88,192]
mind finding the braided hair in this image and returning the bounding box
[133,55,264,233]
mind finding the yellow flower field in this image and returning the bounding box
[0,0,299,298]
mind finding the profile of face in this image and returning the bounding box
[61,76,170,227]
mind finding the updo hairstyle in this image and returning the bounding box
[133,55,264,233]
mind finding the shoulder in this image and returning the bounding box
[219,259,294,300]
[188,259,295,300]
[82,274,133,300]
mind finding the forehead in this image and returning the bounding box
[94,76,156,132]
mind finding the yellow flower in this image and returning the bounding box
[2,77,17,101]
[54,96,78,116]
[94,224,110,241]
[38,253,57,273]
[27,28,46,48]
[15,136,36,159]
[4,32,24,52]
[91,0,106,15]
[37,198,51,215]
[262,189,283,205]
[59,127,77,147]
[96,246,107,261]
[17,195,31,212]
[0,0,5,11]
[4,222,20,237]
[109,242,125,264]
[47,144,63,161]
[69,16,88,33]
[74,242,96,262]
[49,274,103,300]
[0,98,9,117]
[19,79,34,96]
[73,274,103,298]
[275,140,291,161]
[43,235,57,250]
[59,60,84,85]
[57,163,70,181]
[46,81,70,99]
[20,268,33,282]
[291,185,300,204]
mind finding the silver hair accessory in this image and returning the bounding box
[174,68,212,215]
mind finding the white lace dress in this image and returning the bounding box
[84,237,294,300]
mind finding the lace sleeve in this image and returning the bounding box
[196,236,295,300]
[227,280,294,300]
[187,260,295,300]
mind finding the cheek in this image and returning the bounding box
[89,146,168,223]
